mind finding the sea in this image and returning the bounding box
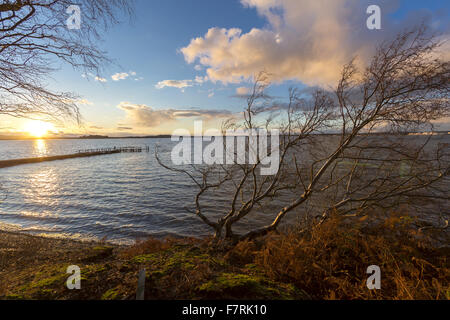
[0,136,448,244]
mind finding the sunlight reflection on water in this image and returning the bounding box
[0,137,448,244]
[33,139,48,157]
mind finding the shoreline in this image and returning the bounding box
[0,131,447,141]
[0,229,309,300]
[0,229,117,272]
[1,215,448,300]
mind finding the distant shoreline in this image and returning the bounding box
[0,131,448,141]
[0,134,172,141]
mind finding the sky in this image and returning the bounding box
[1,0,449,137]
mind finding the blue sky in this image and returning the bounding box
[51,0,271,131]
[55,0,266,127]
[4,0,449,136]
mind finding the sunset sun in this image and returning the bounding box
[23,120,56,138]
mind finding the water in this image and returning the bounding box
[0,138,296,243]
[0,137,448,244]
[0,138,214,243]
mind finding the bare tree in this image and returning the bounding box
[158,26,449,242]
[0,0,133,122]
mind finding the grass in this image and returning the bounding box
[0,210,448,300]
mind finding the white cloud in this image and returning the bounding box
[109,71,139,81]
[111,72,130,81]
[195,75,208,84]
[155,79,193,89]
[78,99,94,105]
[181,0,446,87]
[94,76,107,83]
[155,79,193,91]
[82,73,107,83]
[156,76,209,91]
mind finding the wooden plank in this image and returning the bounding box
[136,268,146,300]
[0,150,121,169]
[0,145,150,169]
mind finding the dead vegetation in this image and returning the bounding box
[1,210,447,300]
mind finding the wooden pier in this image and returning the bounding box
[0,146,150,169]
[77,146,150,154]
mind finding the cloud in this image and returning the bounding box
[111,72,130,81]
[236,87,250,95]
[118,102,232,127]
[195,75,208,84]
[89,126,104,129]
[155,79,193,91]
[117,126,133,131]
[78,99,94,105]
[181,0,447,87]
[82,73,108,83]
[95,76,107,83]
[156,76,209,91]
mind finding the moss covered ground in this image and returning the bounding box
[0,233,309,300]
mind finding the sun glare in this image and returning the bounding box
[24,120,56,138]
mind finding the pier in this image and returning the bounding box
[77,146,150,154]
[0,146,150,169]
